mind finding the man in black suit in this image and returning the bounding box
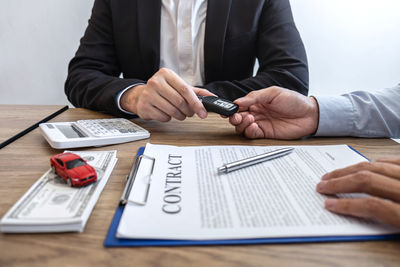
[65,0,308,122]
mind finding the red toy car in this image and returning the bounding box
[50,152,97,187]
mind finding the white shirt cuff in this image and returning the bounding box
[314,95,355,136]
[116,84,144,115]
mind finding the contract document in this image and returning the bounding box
[116,144,399,240]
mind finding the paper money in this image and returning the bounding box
[1,150,117,233]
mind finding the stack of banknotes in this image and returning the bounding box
[0,150,117,233]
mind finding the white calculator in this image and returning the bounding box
[39,118,150,149]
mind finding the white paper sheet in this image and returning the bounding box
[117,144,398,240]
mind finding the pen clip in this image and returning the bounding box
[120,154,155,206]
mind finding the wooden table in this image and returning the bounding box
[0,105,68,148]
[1,107,399,267]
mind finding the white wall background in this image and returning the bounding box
[0,0,399,105]
[290,0,400,95]
[0,0,94,105]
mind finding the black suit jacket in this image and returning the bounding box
[65,0,308,117]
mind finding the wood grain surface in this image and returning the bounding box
[0,105,67,145]
[1,107,399,267]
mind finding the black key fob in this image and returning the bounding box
[198,96,239,116]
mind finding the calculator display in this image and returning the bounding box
[56,125,84,139]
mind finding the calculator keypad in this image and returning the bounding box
[77,119,145,137]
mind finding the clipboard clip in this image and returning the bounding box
[120,154,155,206]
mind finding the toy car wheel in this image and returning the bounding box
[67,178,72,187]
[51,165,56,174]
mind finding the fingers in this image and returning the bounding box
[174,85,208,119]
[376,157,400,166]
[153,79,195,118]
[151,93,187,121]
[234,86,284,110]
[324,197,400,228]
[137,68,208,121]
[139,104,172,122]
[228,113,265,138]
[229,113,244,126]
[243,123,265,139]
[134,82,187,121]
[161,70,208,119]
[317,158,400,228]
[317,171,400,202]
[194,88,216,97]
[322,161,400,181]
[234,113,254,135]
[234,91,262,111]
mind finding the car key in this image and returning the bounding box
[198,95,239,116]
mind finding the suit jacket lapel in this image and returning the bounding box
[204,0,232,83]
[137,0,161,76]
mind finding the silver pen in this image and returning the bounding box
[217,147,294,174]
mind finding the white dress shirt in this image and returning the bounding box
[160,0,207,86]
[117,0,207,113]
[315,84,400,138]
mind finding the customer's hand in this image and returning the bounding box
[316,157,400,228]
[121,68,214,122]
[229,86,319,139]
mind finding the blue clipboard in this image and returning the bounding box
[104,146,400,247]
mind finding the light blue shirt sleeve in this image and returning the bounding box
[315,84,400,138]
